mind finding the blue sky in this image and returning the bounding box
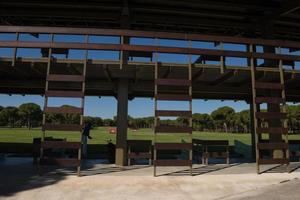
[0,33,299,118]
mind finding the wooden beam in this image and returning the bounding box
[192,68,204,83]
[210,70,236,86]
[103,64,113,82]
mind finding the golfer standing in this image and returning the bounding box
[82,122,92,158]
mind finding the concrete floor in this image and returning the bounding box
[1,157,300,200]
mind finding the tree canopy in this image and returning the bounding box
[0,103,300,133]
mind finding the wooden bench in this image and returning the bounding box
[127,140,152,165]
[33,137,66,164]
[38,140,81,174]
[193,139,229,165]
[289,140,300,161]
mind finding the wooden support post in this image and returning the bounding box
[153,48,158,177]
[128,145,131,166]
[39,33,54,175]
[120,36,129,69]
[188,40,193,176]
[226,146,230,165]
[278,47,289,172]
[249,44,260,174]
[250,102,256,161]
[202,145,205,165]
[77,35,88,176]
[11,32,19,67]
[220,42,225,74]
[115,79,129,166]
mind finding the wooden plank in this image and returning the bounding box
[1,40,299,61]
[155,143,193,150]
[258,158,289,165]
[255,97,285,104]
[256,112,287,119]
[155,110,192,117]
[128,152,152,159]
[45,90,84,98]
[257,143,289,150]
[44,106,83,114]
[256,127,288,134]
[43,124,82,131]
[155,94,191,101]
[155,79,191,86]
[41,141,81,149]
[290,151,300,157]
[192,139,202,145]
[40,158,80,167]
[127,140,152,146]
[155,125,192,133]
[203,152,228,158]
[1,25,300,49]
[255,82,284,90]
[154,159,192,166]
[202,140,229,146]
[47,74,85,82]
[210,70,236,86]
[289,140,300,145]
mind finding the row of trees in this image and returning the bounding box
[0,103,42,128]
[1,103,300,133]
[0,104,117,129]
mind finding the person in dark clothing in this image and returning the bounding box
[82,122,92,158]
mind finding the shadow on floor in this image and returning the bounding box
[0,157,101,197]
[157,163,240,177]
[260,162,300,174]
[81,165,151,176]
[0,158,66,197]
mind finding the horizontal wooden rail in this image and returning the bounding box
[127,140,152,146]
[289,140,300,145]
[155,79,191,86]
[155,125,192,133]
[256,127,288,134]
[155,94,191,101]
[1,25,300,49]
[255,82,284,90]
[40,158,80,167]
[202,140,229,146]
[155,143,193,150]
[43,124,82,131]
[154,159,192,166]
[258,158,289,165]
[47,74,85,82]
[155,110,192,117]
[128,152,152,159]
[203,152,228,158]
[44,106,83,114]
[192,139,202,144]
[256,112,287,119]
[255,97,285,104]
[0,41,299,61]
[41,141,81,149]
[45,90,84,98]
[257,143,289,150]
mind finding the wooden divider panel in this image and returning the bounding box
[250,44,289,174]
[47,74,85,82]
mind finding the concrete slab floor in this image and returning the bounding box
[1,158,300,200]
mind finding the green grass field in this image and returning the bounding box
[0,127,252,145]
[1,127,300,158]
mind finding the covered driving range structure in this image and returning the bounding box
[1,0,300,176]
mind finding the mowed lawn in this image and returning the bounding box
[0,127,252,145]
[1,127,300,158]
